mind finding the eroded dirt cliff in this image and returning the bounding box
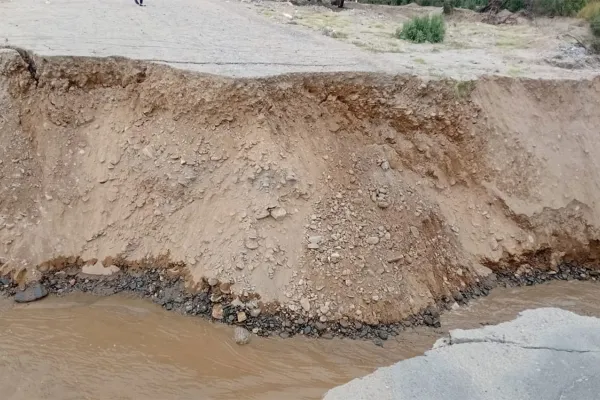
[1,48,599,325]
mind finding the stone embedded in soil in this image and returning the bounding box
[269,207,287,220]
[300,297,311,312]
[237,311,247,323]
[255,209,270,220]
[366,236,380,245]
[250,308,261,317]
[410,226,419,238]
[14,282,48,303]
[81,261,120,276]
[314,322,327,332]
[387,255,404,263]
[207,277,219,286]
[308,236,323,244]
[212,304,224,319]
[219,282,231,294]
[233,327,251,345]
[377,200,390,209]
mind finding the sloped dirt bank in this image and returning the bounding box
[1,48,599,335]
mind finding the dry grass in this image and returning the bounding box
[578,2,600,20]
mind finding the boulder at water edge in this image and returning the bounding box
[14,282,48,303]
[234,327,251,345]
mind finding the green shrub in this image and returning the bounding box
[505,0,526,11]
[443,0,454,14]
[531,0,587,16]
[592,13,600,36]
[361,0,586,16]
[397,14,446,43]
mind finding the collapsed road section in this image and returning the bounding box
[1,48,600,338]
[323,308,600,400]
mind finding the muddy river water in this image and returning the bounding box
[1,280,599,400]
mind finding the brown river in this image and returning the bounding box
[1,280,599,400]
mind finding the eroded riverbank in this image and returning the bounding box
[1,280,599,400]
[0,260,597,342]
[2,50,600,341]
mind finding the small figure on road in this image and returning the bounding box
[134,0,145,6]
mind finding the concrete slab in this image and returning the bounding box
[323,308,600,400]
[0,0,377,77]
[443,307,600,352]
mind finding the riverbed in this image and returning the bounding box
[1,280,598,400]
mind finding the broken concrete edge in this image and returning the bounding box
[0,256,598,341]
[439,307,600,353]
[323,308,600,400]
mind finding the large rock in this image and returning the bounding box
[233,327,251,345]
[14,282,48,303]
[323,308,600,400]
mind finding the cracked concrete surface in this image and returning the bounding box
[324,308,600,400]
[0,0,378,77]
[443,308,600,353]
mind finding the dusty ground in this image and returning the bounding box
[250,1,600,77]
[1,48,600,326]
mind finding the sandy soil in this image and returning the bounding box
[1,48,600,326]
[249,1,600,78]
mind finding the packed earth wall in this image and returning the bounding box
[1,48,600,337]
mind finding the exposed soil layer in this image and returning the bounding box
[1,48,600,330]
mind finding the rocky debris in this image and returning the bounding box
[233,327,251,345]
[0,260,595,342]
[212,303,224,319]
[14,282,48,303]
[81,261,120,276]
[250,308,261,317]
[366,236,379,245]
[409,226,419,238]
[371,188,390,209]
[255,209,271,220]
[269,207,287,220]
[422,306,441,328]
[207,277,219,286]
[300,297,311,312]
[307,235,322,249]
[237,311,247,322]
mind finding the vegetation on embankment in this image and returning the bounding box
[361,0,591,17]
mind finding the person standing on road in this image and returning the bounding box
[134,0,145,6]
